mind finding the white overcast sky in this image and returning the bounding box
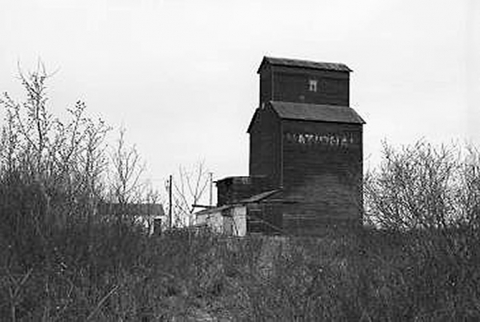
[1,0,480,194]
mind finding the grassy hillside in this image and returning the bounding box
[2,227,480,321]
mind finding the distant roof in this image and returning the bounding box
[270,101,365,124]
[258,56,352,73]
[99,203,165,217]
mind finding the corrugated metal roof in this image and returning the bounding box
[270,101,365,124]
[258,56,352,73]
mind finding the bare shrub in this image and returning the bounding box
[0,64,163,319]
[363,140,480,320]
[0,66,112,267]
[365,140,480,230]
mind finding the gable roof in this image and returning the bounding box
[247,102,365,133]
[270,101,365,124]
[258,56,352,74]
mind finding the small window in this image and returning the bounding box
[309,79,318,92]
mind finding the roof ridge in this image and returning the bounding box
[258,56,352,73]
[269,100,352,108]
[269,101,365,124]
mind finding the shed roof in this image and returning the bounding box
[239,190,281,203]
[195,205,232,217]
[258,56,352,73]
[270,101,365,124]
[195,190,283,218]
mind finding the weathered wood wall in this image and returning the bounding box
[259,65,350,106]
[216,176,274,206]
[249,107,282,187]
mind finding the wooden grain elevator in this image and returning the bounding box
[200,56,365,235]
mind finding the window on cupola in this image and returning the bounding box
[308,79,317,92]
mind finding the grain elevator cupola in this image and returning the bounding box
[257,56,352,107]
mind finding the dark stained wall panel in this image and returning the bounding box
[258,65,350,106]
[273,71,349,106]
[280,119,363,233]
[249,107,282,187]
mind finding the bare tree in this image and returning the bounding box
[108,126,145,205]
[170,162,210,227]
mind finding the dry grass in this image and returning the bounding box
[2,226,480,321]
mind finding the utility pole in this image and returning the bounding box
[169,174,173,229]
[209,172,213,206]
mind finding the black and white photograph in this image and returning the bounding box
[0,0,479,320]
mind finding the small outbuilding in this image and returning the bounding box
[195,189,289,236]
[99,202,167,235]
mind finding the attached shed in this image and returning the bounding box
[195,205,247,236]
[195,190,288,236]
